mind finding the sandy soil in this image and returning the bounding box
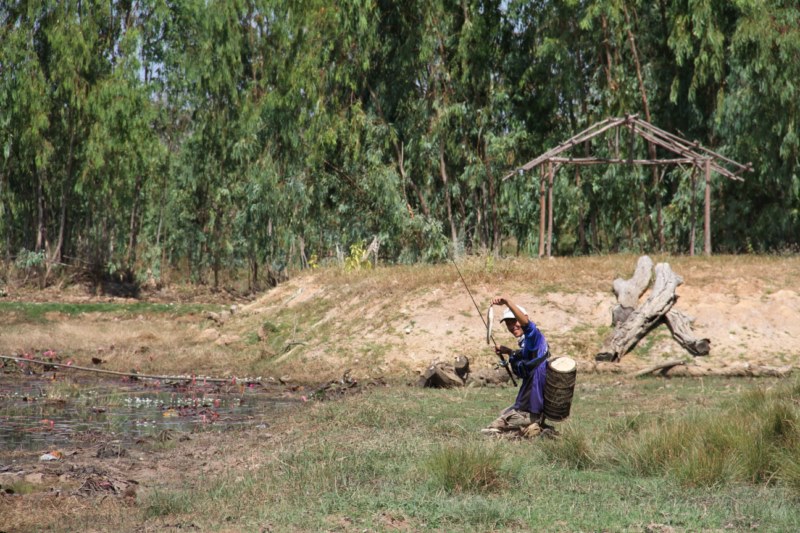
[236,259,800,377]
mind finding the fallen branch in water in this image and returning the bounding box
[0,354,262,384]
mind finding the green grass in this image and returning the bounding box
[425,443,508,493]
[0,301,223,323]
[89,376,800,532]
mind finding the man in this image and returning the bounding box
[482,296,550,435]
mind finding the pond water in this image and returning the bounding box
[0,374,300,451]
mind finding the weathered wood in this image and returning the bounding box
[631,358,686,377]
[465,367,512,387]
[579,360,794,378]
[539,166,546,257]
[418,362,465,388]
[664,310,710,356]
[547,161,554,258]
[548,157,696,165]
[704,158,712,255]
[596,263,682,361]
[664,364,793,378]
[613,255,653,308]
[611,255,653,326]
[454,355,470,380]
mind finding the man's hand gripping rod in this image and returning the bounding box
[450,258,517,386]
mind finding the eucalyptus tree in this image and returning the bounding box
[715,0,800,251]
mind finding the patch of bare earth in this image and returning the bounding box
[2,255,798,381]
[232,255,800,378]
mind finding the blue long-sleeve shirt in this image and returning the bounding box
[508,320,549,413]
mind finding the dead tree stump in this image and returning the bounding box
[611,255,653,326]
[597,262,682,362]
[597,256,712,363]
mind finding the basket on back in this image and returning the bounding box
[543,357,577,421]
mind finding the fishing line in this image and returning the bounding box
[450,257,517,386]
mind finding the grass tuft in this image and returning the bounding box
[425,444,508,494]
[541,426,596,470]
[610,378,800,490]
[144,488,194,518]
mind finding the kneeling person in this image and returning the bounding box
[483,297,550,434]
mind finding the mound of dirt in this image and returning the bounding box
[228,256,800,380]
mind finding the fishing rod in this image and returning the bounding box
[450,257,517,386]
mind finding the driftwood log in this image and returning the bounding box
[597,262,683,361]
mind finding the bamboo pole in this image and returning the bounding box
[0,355,263,384]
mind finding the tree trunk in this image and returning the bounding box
[704,158,712,255]
[611,255,653,325]
[35,162,46,253]
[439,142,458,249]
[482,141,500,253]
[623,5,663,250]
[597,262,682,361]
[126,174,143,268]
[664,309,710,356]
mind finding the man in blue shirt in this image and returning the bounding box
[482,296,550,435]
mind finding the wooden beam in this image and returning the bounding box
[539,165,546,257]
[632,118,750,173]
[548,157,696,165]
[690,165,697,256]
[502,116,630,180]
[547,161,554,257]
[704,158,712,255]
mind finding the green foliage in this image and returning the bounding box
[13,249,45,270]
[344,240,372,272]
[1,0,797,285]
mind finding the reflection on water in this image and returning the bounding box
[0,374,299,450]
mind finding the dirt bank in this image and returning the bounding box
[1,255,798,382]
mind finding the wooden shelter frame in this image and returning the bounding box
[503,115,751,256]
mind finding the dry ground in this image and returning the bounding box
[1,254,798,381]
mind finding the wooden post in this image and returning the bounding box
[689,165,697,257]
[704,158,712,255]
[539,166,546,257]
[547,161,554,257]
